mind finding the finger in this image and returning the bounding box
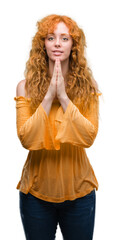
[53,60,57,73]
[57,60,62,78]
[55,60,59,78]
[57,59,61,71]
[55,59,59,72]
[52,60,58,80]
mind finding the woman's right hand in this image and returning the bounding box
[46,60,58,100]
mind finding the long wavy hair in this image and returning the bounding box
[24,14,101,112]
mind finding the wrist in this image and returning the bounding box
[41,93,53,116]
[45,93,54,102]
[58,93,69,102]
[58,94,70,112]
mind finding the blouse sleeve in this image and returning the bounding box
[14,96,54,150]
[55,94,100,148]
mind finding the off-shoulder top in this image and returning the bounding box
[14,94,100,203]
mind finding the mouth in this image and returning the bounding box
[52,51,63,55]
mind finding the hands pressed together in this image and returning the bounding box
[47,59,67,102]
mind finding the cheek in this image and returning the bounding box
[64,42,72,51]
[45,45,51,55]
[45,40,51,50]
[64,46,72,55]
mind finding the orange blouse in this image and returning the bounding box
[14,94,100,203]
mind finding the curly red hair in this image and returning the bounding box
[24,14,101,112]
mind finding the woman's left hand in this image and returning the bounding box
[56,59,67,101]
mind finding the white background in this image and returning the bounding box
[0,0,116,239]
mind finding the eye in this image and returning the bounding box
[48,37,54,41]
[47,36,69,41]
[63,37,68,41]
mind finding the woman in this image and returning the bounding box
[14,14,101,240]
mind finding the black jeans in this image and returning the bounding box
[19,189,96,240]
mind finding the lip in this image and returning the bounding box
[53,52,63,56]
[52,50,63,53]
[52,51,63,56]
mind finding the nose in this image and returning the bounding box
[55,38,61,47]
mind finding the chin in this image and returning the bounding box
[52,56,68,62]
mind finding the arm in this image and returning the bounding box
[55,94,100,148]
[58,94,70,113]
[16,79,53,116]
[14,80,54,150]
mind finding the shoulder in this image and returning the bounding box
[16,79,26,97]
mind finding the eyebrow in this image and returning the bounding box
[47,33,70,37]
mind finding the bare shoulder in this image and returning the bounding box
[16,79,26,97]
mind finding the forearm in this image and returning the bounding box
[41,94,53,116]
[14,96,55,150]
[59,94,70,112]
[55,98,99,148]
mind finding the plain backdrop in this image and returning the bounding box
[0,0,116,239]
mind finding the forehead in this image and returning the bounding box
[48,22,70,35]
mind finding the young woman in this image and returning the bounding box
[14,14,101,240]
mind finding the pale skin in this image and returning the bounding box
[16,22,72,115]
[41,58,70,115]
